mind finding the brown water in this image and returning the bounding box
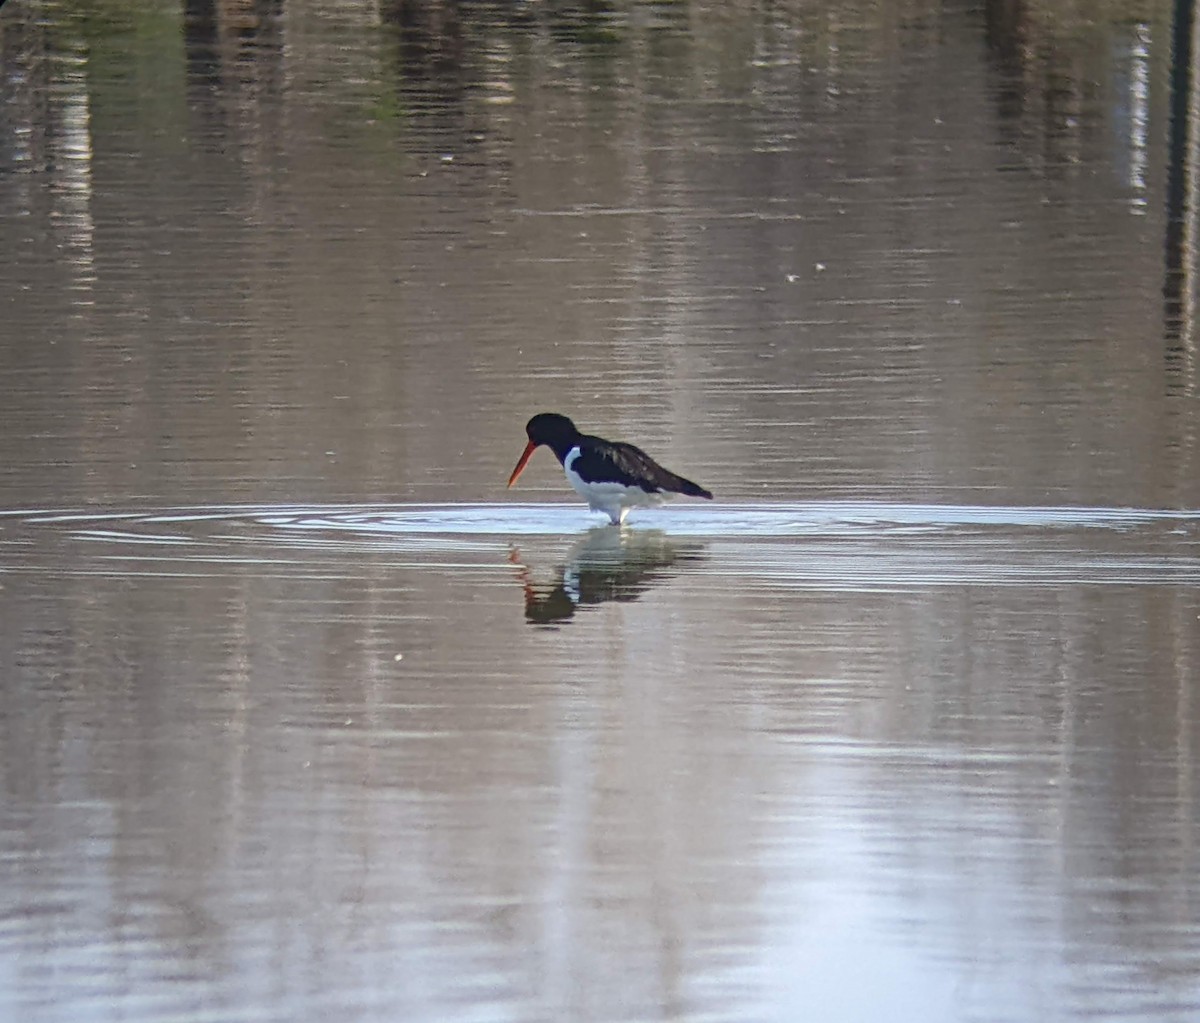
[2,2,1200,1021]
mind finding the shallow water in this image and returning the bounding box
[2,1,1200,1021]
[3,501,1200,1022]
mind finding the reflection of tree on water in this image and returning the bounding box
[509,527,706,625]
[1163,0,1199,394]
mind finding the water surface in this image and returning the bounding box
[2,1,1199,1021]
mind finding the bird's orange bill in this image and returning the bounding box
[507,440,538,488]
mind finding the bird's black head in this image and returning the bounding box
[508,412,584,488]
[525,412,581,455]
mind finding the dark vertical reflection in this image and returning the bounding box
[1164,0,1198,388]
[981,0,1088,179]
[183,0,229,156]
[183,0,285,139]
[184,0,222,92]
[382,1,465,100]
[383,0,464,83]
[1163,0,1199,531]
[984,0,1027,132]
[1157,8,1200,919]
[379,0,471,159]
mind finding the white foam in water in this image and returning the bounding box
[253,501,1200,538]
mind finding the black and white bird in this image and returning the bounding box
[506,412,713,525]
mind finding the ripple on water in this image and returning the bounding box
[0,502,1197,588]
[253,501,1200,538]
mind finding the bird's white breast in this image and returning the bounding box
[563,446,664,524]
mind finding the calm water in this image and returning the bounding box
[2,1,1200,1021]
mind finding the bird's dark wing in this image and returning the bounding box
[575,437,713,499]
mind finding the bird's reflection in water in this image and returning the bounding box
[510,527,707,625]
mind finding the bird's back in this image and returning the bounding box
[577,435,713,499]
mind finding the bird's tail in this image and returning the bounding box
[669,474,713,500]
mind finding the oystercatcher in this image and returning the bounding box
[506,412,713,525]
